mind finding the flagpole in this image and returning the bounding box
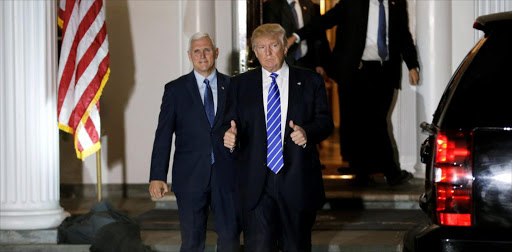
[96,150,102,202]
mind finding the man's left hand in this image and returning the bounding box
[409,68,419,86]
[286,36,297,49]
[289,120,307,147]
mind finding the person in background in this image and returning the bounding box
[263,0,331,76]
[223,24,333,252]
[149,33,240,252]
[288,0,420,186]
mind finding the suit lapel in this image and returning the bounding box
[284,66,302,139]
[185,71,211,128]
[360,0,370,35]
[388,0,396,47]
[253,68,267,139]
[299,0,311,25]
[213,71,227,128]
[281,0,296,29]
[185,71,202,106]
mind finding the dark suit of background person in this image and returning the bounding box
[263,0,331,72]
[223,24,333,252]
[149,34,239,252]
[291,0,420,186]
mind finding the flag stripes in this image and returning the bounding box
[58,0,110,160]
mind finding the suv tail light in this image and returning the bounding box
[434,131,473,226]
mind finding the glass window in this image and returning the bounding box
[441,29,512,129]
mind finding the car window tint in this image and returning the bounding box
[441,29,512,129]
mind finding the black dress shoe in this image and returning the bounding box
[353,174,373,187]
[387,170,413,186]
[337,167,357,174]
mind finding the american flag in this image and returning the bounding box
[57,0,110,160]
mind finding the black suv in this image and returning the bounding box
[405,11,512,252]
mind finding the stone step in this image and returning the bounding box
[0,244,403,252]
[0,244,91,252]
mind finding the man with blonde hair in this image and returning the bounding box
[150,32,240,252]
[224,23,333,252]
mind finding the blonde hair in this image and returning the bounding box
[251,23,287,50]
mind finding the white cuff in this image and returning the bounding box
[293,33,301,43]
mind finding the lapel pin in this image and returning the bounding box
[391,1,395,5]
[221,86,224,90]
[297,82,302,86]
[303,6,307,11]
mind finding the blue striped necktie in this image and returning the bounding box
[204,78,215,164]
[267,73,284,174]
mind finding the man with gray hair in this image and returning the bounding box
[149,32,240,252]
[224,23,333,252]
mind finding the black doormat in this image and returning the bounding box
[135,208,428,231]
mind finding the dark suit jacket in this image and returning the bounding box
[296,0,419,88]
[224,66,333,211]
[150,70,235,193]
[263,0,331,70]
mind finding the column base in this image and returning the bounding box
[0,208,69,230]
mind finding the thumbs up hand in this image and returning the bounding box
[289,120,307,147]
[224,120,237,149]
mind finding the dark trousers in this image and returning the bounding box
[243,170,316,252]
[338,60,402,180]
[175,164,240,252]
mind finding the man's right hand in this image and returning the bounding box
[224,120,237,149]
[149,180,168,199]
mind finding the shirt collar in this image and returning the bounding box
[262,62,289,80]
[193,70,217,85]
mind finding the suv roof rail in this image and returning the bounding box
[474,11,512,33]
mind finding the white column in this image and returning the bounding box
[0,0,69,230]
[391,0,419,175]
[414,0,453,176]
[182,0,217,74]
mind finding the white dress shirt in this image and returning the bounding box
[362,0,389,61]
[262,63,290,144]
[193,70,218,115]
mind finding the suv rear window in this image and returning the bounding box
[441,29,512,129]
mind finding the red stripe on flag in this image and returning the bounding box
[58,0,102,120]
[76,138,84,152]
[57,34,80,118]
[74,0,103,74]
[85,116,100,144]
[70,55,109,130]
[76,23,107,82]
[58,0,109,160]
[60,0,76,34]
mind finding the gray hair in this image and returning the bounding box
[251,23,287,50]
[188,32,216,51]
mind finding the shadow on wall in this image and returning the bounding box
[60,1,135,196]
[387,88,400,169]
[102,0,136,197]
